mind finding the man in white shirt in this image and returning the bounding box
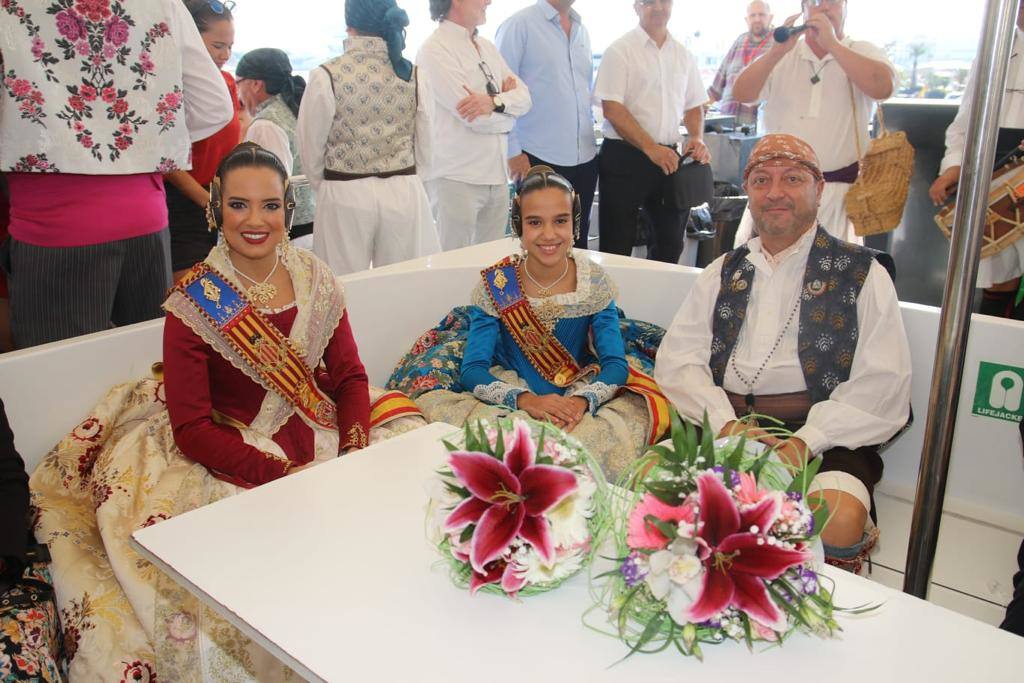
[731,0,896,246]
[593,0,712,264]
[928,5,1024,318]
[655,134,912,574]
[416,0,532,251]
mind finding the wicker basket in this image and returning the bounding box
[844,104,915,237]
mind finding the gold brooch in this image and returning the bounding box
[807,280,826,296]
[200,278,222,308]
[492,269,508,291]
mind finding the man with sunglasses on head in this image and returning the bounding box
[417,0,532,251]
[730,0,896,247]
[495,0,598,249]
[593,0,712,264]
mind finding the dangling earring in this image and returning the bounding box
[205,202,219,233]
[519,239,528,261]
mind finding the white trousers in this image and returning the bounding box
[733,182,863,247]
[977,239,1024,288]
[424,178,508,251]
[312,175,440,276]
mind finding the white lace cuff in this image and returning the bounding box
[567,381,619,415]
[472,381,526,410]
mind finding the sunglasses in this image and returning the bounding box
[206,0,235,14]
[478,62,499,97]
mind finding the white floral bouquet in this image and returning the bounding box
[428,417,609,597]
[592,411,864,659]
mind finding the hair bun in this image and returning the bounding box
[525,164,556,178]
[384,6,410,29]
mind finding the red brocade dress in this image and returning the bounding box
[164,305,370,487]
[29,245,422,681]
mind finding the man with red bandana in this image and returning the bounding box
[656,133,912,574]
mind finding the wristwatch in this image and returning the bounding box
[492,95,506,114]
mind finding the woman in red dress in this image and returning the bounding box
[30,143,423,680]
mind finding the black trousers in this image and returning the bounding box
[524,152,598,249]
[3,230,170,348]
[1001,539,1024,636]
[599,138,708,263]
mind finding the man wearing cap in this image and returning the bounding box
[730,0,896,246]
[654,133,912,573]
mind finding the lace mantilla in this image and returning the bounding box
[471,254,618,320]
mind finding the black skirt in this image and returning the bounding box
[166,182,216,272]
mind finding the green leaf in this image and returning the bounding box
[670,408,687,463]
[644,481,683,506]
[812,501,831,537]
[536,424,547,457]
[741,613,754,652]
[789,453,823,494]
[463,423,480,453]
[459,524,475,544]
[620,613,666,662]
[442,439,459,453]
[727,436,746,471]
[443,481,470,498]
[644,514,678,542]
[493,422,505,461]
[699,411,715,464]
[684,416,698,464]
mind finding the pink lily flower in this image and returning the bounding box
[685,472,811,632]
[444,420,578,593]
[735,471,770,506]
[627,494,697,550]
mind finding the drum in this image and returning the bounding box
[935,159,1024,259]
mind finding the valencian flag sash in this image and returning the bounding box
[370,390,423,427]
[482,257,670,445]
[176,264,340,429]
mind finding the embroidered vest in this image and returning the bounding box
[253,95,316,226]
[0,1,191,174]
[710,227,881,404]
[320,36,416,175]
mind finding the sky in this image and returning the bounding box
[230,0,987,76]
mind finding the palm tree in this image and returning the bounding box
[908,42,931,92]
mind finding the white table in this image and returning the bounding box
[133,424,1023,682]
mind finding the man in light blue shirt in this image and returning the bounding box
[496,0,598,248]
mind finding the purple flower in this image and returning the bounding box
[55,10,85,41]
[620,551,649,588]
[104,16,129,46]
[798,567,819,595]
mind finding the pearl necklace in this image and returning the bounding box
[232,252,280,306]
[521,254,570,297]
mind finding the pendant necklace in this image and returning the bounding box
[521,255,570,297]
[233,252,280,306]
[728,295,802,414]
[809,62,827,85]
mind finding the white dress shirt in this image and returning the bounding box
[164,0,234,143]
[655,227,912,456]
[758,37,895,172]
[593,27,707,146]
[245,119,292,175]
[415,20,532,186]
[941,28,1024,173]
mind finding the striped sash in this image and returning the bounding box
[175,264,339,430]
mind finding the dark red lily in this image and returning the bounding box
[444,421,578,592]
[685,472,811,631]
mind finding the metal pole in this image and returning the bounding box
[904,0,1020,598]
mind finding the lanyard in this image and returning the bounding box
[742,33,771,66]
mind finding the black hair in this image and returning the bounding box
[429,0,451,21]
[516,165,575,204]
[185,0,234,33]
[215,142,288,187]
